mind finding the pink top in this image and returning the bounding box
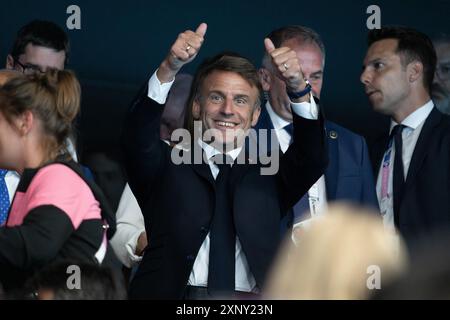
[7,164,101,228]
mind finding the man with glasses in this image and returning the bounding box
[6,20,68,74]
[432,34,450,115]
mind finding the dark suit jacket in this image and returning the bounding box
[123,94,327,299]
[255,104,378,208]
[370,107,450,244]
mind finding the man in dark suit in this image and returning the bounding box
[257,26,378,239]
[361,26,450,245]
[123,23,327,299]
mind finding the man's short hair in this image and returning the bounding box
[263,25,326,68]
[10,20,70,64]
[184,52,263,134]
[368,26,437,94]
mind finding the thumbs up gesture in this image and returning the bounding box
[158,23,208,83]
[264,38,309,101]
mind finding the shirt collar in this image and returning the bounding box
[265,101,290,131]
[198,139,242,162]
[390,100,434,132]
[5,170,20,179]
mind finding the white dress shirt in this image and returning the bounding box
[110,183,145,268]
[265,101,328,233]
[147,70,319,292]
[376,101,434,232]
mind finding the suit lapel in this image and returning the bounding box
[405,108,442,187]
[254,105,275,152]
[230,142,254,188]
[324,122,339,201]
[189,147,215,186]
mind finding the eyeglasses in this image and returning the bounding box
[13,58,45,75]
[436,62,450,81]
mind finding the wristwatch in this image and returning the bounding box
[287,80,312,100]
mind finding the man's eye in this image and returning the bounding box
[374,62,384,70]
[235,98,248,105]
[209,94,223,103]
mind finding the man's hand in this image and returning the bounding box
[157,23,208,83]
[135,231,148,256]
[264,38,310,102]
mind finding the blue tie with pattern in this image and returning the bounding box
[0,169,10,226]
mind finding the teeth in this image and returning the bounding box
[217,121,236,128]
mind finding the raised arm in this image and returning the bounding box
[123,23,207,208]
[264,38,327,212]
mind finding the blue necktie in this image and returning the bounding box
[283,123,293,143]
[391,125,406,228]
[208,154,235,296]
[0,169,10,226]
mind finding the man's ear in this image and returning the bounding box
[258,68,272,91]
[407,61,423,83]
[251,105,261,127]
[6,55,14,70]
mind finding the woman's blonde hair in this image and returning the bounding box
[264,203,408,300]
[0,69,80,162]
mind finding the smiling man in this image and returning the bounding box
[361,26,450,245]
[123,23,327,299]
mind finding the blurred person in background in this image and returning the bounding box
[432,34,450,115]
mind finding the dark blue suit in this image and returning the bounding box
[255,103,379,209]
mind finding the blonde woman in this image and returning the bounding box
[264,203,407,300]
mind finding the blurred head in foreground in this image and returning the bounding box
[264,203,408,300]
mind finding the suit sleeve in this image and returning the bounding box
[122,86,170,209]
[0,206,74,271]
[277,112,328,213]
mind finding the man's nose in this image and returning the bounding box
[220,98,234,115]
[360,68,372,85]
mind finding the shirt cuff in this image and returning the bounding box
[290,94,318,120]
[291,218,313,246]
[147,69,175,104]
[125,229,145,266]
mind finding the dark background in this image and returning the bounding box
[0,0,449,158]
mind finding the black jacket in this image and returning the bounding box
[370,108,450,245]
[123,95,327,299]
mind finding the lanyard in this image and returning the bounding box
[381,138,395,200]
